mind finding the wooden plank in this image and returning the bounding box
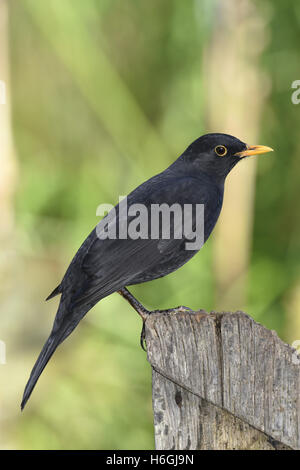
[145,310,300,450]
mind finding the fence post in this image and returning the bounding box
[145,310,300,450]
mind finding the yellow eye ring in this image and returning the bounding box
[215,145,227,157]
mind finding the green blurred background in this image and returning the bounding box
[0,0,300,449]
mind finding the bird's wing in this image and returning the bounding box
[21,173,219,410]
[69,174,211,308]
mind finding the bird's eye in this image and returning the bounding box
[215,145,227,157]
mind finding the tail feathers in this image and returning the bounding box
[21,331,64,411]
[45,284,61,301]
[22,299,92,410]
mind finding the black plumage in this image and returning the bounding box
[21,133,273,409]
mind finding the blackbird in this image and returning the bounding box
[21,133,273,409]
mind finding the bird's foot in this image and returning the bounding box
[118,287,152,350]
[139,305,193,350]
[118,288,193,351]
[118,287,150,321]
[153,305,193,315]
[174,305,193,313]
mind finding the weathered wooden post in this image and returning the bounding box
[145,310,300,450]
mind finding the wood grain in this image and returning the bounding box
[145,310,300,450]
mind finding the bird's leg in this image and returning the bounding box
[117,287,151,351]
[118,287,150,320]
[118,288,193,350]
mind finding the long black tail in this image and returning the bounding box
[21,329,67,410]
[21,290,106,410]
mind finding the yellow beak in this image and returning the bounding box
[234,144,274,158]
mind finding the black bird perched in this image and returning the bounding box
[21,133,273,409]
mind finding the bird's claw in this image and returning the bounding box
[140,320,147,351]
[168,305,192,315]
[138,305,192,350]
[176,305,192,312]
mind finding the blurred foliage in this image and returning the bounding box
[0,0,299,450]
[249,0,300,332]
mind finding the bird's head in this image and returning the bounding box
[178,133,273,182]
